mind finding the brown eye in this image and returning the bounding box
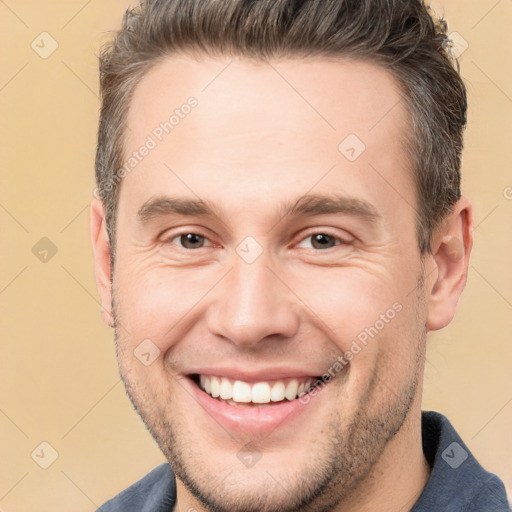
[310,233,337,250]
[177,233,206,249]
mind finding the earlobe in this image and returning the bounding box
[426,197,473,331]
[90,198,114,328]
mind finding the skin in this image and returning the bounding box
[90,55,473,512]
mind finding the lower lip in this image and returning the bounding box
[185,377,321,435]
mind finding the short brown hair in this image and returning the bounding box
[95,0,467,261]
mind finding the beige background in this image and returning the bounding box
[0,1,510,510]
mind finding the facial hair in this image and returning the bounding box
[111,272,428,512]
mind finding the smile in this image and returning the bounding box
[194,374,318,406]
[185,369,336,434]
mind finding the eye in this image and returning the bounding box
[296,232,349,250]
[169,232,211,250]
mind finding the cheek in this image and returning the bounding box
[114,263,218,346]
[291,265,421,385]
[292,267,402,345]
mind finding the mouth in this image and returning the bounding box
[183,369,336,434]
[189,373,323,407]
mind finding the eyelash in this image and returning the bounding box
[163,229,352,251]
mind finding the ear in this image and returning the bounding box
[426,196,473,331]
[90,197,114,328]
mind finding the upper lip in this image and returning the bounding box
[185,366,322,383]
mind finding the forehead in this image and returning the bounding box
[120,54,414,223]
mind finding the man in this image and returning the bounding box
[90,0,510,511]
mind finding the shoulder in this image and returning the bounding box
[97,463,176,512]
[413,411,510,512]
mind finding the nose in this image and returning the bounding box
[206,255,300,348]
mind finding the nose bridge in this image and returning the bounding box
[207,252,299,346]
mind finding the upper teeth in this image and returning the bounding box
[199,375,315,404]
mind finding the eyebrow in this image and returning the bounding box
[286,194,380,222]
[137,196,217,223]
[136,193,381,226]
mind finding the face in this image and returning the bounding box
[111,55,429,511]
